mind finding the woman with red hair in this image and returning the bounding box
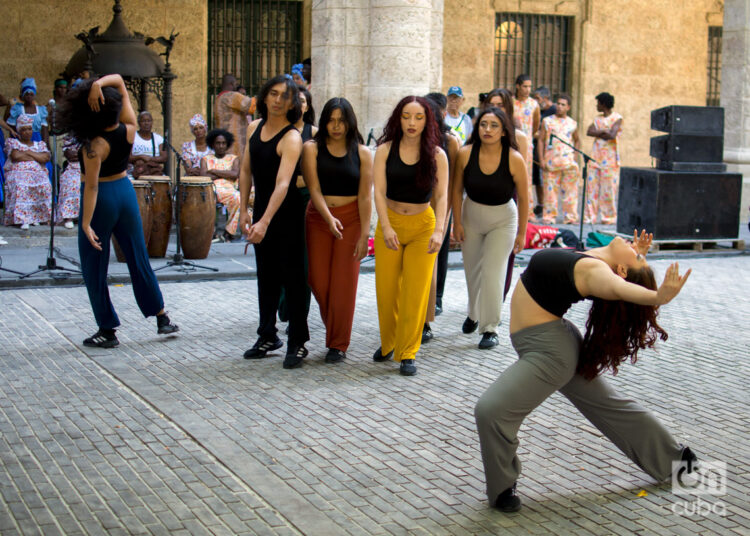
[371,96,449,376]
[474,231,694,512]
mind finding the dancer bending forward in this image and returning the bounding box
[475,230,693,511]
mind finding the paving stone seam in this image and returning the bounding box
[14,294,306,536]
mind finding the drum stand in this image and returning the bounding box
[154,138,218,273]
[19,121,82,280]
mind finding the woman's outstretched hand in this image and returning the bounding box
[656,262,691,305]
[631,229,653,256]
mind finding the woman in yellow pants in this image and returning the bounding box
[372,96,449,376]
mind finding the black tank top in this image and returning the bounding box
[78,123,131,177]
[248,120,298,220]
[317,143,360,196]
[385,142,432,204]
[294,123,315,179]
[520,249,591,317]
[463,142,514,205]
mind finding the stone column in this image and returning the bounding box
[721,0,750,222]
[311,0,443,143]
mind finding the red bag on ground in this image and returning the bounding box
[525,223,559,249]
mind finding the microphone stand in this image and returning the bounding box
[153,135,217,273]
[20,104,81,279]
[547,133,599,250]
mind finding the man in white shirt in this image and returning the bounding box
[445,86,473,144]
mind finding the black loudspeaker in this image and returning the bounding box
[650,134,723,162]
[617,167,741,240]
[656,160,727,172]
[651,105,724,136]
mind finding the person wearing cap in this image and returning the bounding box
[180,113,214,175]
[3,114,52,230]
[7,78,49,148]
[445,86,473,144]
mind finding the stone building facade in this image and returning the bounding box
[2,0,747,221]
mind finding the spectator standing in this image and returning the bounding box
[512,75,540,218]
[445,86,473,144]
[585,92,623,225]
[56,134,81,228]
[531,86,556,218]
[214,74,256,162]
[538,94,580,224]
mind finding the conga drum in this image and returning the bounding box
[112,180,153,262]
[143,176,173,258]
[178,177,216,259]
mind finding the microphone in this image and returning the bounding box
[547,132,555,149]
[48,99,56,107]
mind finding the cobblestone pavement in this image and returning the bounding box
[1,257,749,535]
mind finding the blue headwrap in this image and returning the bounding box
[21,77,37,96]
[291,64,306,83]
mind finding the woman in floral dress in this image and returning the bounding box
[3,114,51,229]
[56,134,81,228]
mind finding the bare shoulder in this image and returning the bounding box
[302,139,318,155]
[374,142,390,159]
[509,147,525,164]
[247,118,262,137]
[434,145,447,161]
[358,144,373,162]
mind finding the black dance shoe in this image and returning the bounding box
[421,324,434,344]
[462,317,479,334]
[478,332,499,349]
[283,345,308,369]
[495,483,522,512]
[156,312,179,335]
[325,348,346,363]
[243,336,283,359]
[399,359,417,376]
[372,347,394,362]
[83,329,119,348]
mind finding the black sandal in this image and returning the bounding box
[83,329,119,348]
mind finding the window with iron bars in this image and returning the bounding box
[706,26,722,107]
[207,0,302,126]
[494,13,572,96]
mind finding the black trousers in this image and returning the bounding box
[253,207,310,346]
[435,213,452,307]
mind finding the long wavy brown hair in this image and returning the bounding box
[578,266,668,380]
[377,96,441,191]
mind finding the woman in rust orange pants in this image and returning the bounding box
[302,98,373,362]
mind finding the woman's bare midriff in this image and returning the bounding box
[386,198,430,215]
[324,195,357,207]
[509,279,561,334]
[94,172,128,183]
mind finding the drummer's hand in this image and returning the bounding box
[247,220,268,244]
[82,224,102,251]
[88,81,104,112]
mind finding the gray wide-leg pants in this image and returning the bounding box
[474,319,683,502]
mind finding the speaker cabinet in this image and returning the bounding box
[617,167,741,240]
[650,134,723,162]
[651,105,724,136]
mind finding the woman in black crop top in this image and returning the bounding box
[452,107,528,350]
[301,97,373,363]
[371,96,449,377]
[56,74,178,348]
[474,231,693,512]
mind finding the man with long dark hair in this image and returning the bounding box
[238,75,309,369]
